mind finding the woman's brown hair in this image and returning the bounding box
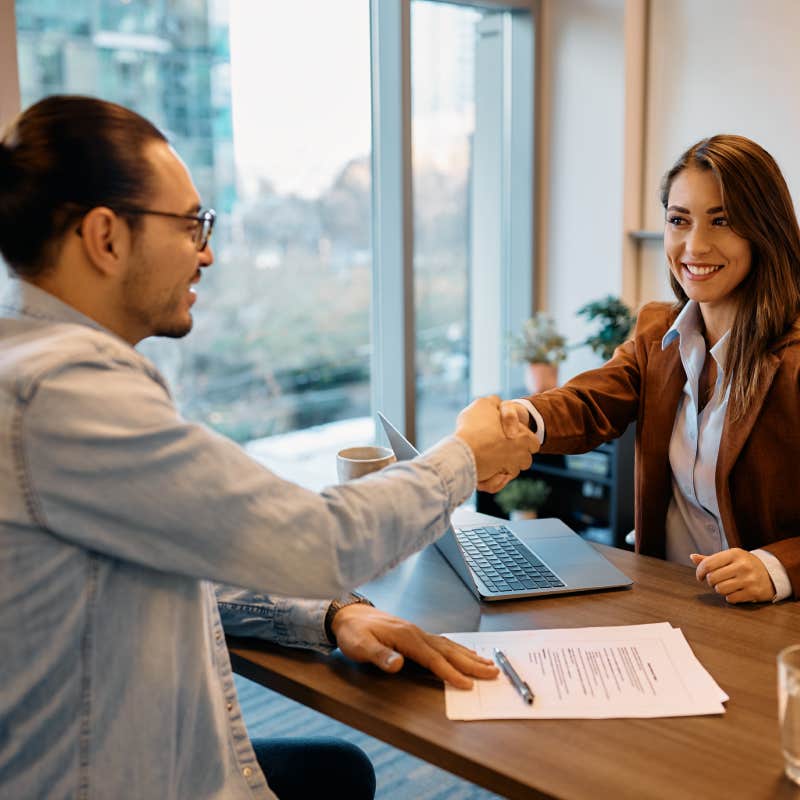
[660,134,800,419]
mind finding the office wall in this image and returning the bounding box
[536,0,626,380]
[639,0,800,302]
[0,0,21,129]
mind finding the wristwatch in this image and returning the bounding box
[324,591,374,645]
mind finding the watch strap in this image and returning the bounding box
[324,591,374,645]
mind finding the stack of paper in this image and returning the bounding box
[444,622,727,720]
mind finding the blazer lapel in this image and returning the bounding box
[636,338,686,556]
[717,353,780,478]
[644,338,686,448]
[716,352,781,545]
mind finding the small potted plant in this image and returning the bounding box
[576,295,636,362]
[510,313,567,393]
[494,477,551,521]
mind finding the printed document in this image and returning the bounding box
[445,623,727,720]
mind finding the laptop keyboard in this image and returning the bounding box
[456,525,565,594]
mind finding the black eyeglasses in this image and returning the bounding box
[112,206,216,252]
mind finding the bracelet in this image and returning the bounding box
[324,591,374,645]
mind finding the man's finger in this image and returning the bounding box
[434,639,499,679]
[478,472,512,493]
[355,634,406,673]
[388,629,484,689]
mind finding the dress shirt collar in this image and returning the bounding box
[661,300,730,370]
[0,277,136,345]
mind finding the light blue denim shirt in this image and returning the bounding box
[662,301,790,599]
[0,280,476,799]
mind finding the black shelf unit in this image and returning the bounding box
[478,424,636,549]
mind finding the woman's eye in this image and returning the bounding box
[711,217,729,227]
[667,216,687,226]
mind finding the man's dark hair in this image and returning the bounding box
[0,95,167,277]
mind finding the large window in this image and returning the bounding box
[14,0,372,445]
[6,0,534,458]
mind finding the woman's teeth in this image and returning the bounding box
[684,264,722,276]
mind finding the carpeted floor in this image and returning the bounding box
[235,674,507,799]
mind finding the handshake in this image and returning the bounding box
[453,396,540,494]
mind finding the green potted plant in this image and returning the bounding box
[576,295,637,362]
[510,313,567,393]
[494,477,551,521]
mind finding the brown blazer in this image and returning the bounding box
[530,302,800,597]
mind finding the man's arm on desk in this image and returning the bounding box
[330,604,497,689]
[216,584,498,688]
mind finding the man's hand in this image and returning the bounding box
[455,395,539,490]
[330,604,498,689]
[474,400,538,493]
[690,548,775,603]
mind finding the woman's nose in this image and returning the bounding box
[683,226,711,256]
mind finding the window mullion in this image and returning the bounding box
[369,0,416,443]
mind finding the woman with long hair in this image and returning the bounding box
[503,134,800,604]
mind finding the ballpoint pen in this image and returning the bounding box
[494,648,534,705]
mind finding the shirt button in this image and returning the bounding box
[227,702,233,711]
[243,766,253,778]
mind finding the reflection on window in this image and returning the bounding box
[411,1,480,449]
[14,0,372,444]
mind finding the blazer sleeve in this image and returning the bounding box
[528,303,674,454]
[759,539,800,600]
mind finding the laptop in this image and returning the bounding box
[378,412,633,601]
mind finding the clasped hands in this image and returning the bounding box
[454,396,539,494]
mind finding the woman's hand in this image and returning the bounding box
[690,548,775,603]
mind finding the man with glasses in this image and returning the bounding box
[0,96,538,800]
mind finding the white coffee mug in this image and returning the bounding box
[336,445,396,482]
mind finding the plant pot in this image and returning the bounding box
[510,509,538,521]
[524,362,558,394]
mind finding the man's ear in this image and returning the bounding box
[76,207,132,276]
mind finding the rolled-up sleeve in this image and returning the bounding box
[215,584,333,653]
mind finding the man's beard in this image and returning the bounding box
[122,256,195,341]
[153,315,193,339]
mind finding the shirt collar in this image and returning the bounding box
[1,278,119,337]
[661,299,730,369]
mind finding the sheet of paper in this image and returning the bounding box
[445,623,727,720]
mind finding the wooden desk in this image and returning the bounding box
[230,512,800,800]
